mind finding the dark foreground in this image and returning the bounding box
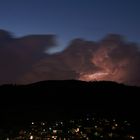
[0,80,139,139]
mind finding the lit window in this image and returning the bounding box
[95,125,97,128]
[129,136,135,139]
[94,132,99,136]
[75,128,79,132]
[30,135,34,140]
[115,123,118,127]
[52,136,57,139]
[53,130,57,133]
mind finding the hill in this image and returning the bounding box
[0,80,139,127]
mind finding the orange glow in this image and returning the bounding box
[79,72,109,81]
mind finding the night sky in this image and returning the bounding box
[0,0,140,85]
[0,0,140,50]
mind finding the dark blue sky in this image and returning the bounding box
[0,0,140,51]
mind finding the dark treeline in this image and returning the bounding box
[0,80,140,128]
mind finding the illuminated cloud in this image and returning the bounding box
[20,35,140,86]
[0,30,140,86]
[79,35,140,85]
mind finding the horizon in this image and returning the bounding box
[1,79,140,89]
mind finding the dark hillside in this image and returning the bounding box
[0,80,139,127]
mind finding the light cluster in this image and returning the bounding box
[3,114,136,140]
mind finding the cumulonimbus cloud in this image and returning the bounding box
[0,29,56,84]
[0,29,140,86]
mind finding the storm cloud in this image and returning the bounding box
[0,30,140,86]
[0,29,55,83]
